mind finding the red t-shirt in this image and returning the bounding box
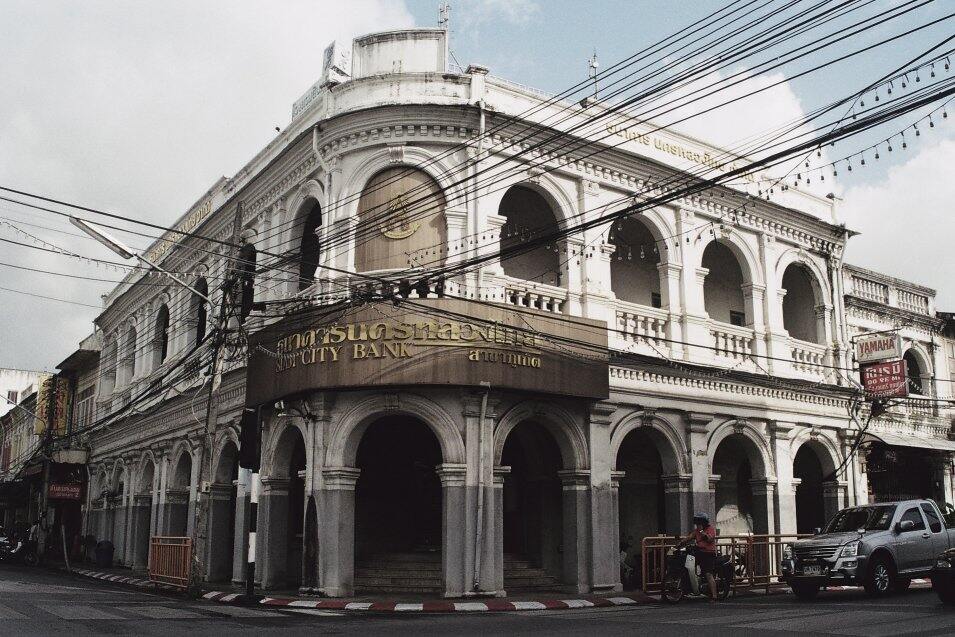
[694,525,717,553]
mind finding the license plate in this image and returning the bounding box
[802,565,824,576]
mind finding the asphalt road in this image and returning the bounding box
[3,564,955,635]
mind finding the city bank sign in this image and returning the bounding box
[246,299,609,404]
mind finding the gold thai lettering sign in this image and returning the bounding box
[246,298,609,404]
[144,197,213,265]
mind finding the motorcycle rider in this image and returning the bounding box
[681,512,719,601]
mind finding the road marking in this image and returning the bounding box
[662,607,831,626]
[125,605,206,619]
[44,604,126,619]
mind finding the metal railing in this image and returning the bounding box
[148,536,192,589]
[641,533,809,593]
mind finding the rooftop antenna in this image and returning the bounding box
[588,50,600,100]
[438,2,450,29]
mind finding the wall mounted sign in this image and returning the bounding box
[48,483,83,500]
[855,332,903,364]
[861,359,908,398]
[246,298,609,404]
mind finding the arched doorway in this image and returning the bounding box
[903,349,929,396]
[610,217,662,307]
[207,441,239,582]
[702,240,748,326]
[287,434,306,588]
[111,472,127,565]
[793,445,826,533]
[165,452,191,536]
[782,263,821,343]
[615,428,669,588]
[498,185,563,286]
[132,461,155,570]
[297,200,322,291]
[501,421,564,590]
[712,433,769,535]
[259,425,306,590]
[354,416,443,593]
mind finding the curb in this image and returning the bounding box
[201,590,655,613]
[68,568,187,594]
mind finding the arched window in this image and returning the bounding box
[781,263,821,343]
[903,349,926,395]
[298,201,322,291]
[610,217,661,307]
[193,278,208,346]
[122,325,138,383]
[355,167,446,273]
[702,241,746,326]
[101,337,117,395]
[498,185,562,286]
[154,304,170,366]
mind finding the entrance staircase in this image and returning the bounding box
[354,552,560,594]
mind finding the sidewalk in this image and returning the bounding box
[55,564,934,614]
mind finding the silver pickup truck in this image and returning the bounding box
[782,499,955,600]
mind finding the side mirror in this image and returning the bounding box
[812,527,822,535]
[896,520,915,533]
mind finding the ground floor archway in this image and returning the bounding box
[866,443,944,503]
[712,433,771,535]
[354,415,443,593]
[207,441,239,582]
[794,444,826,533]
[616,428,666,588]
[258,425,307,590]
[501,420,565,591]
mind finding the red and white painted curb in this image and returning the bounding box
[72,568,154,588]
[202,590,654,612]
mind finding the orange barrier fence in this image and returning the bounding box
[641,533,810,593]
[148,536,192,589]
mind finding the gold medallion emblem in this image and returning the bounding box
[381,191,421,240]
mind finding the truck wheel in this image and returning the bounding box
[791,582,819,601]
[892,577,911,593]
[864,558,894,597]
[933,577,955,605]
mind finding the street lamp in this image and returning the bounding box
[69,216,212,303]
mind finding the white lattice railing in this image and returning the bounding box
[790,338,828,375]
[710,322,755,361]
[615,301,668,345]
[897,289,929,315]
[851,276,889,304]
[501,278,567,314]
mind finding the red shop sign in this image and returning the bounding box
[48,483,83,500]
[861,359,909,398]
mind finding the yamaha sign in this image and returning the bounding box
[855,332,903,364]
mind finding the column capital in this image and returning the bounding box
[435,463,468,487]
[260,477,290,493]
[493,465,512,487]
[610,470,627,489]
[589,401,616,426]
[322,467,361,491]
[557,469,591,489]
[749,478,778,496]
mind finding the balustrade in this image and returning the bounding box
[710,322,755,361]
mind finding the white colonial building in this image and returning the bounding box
[73,28,954,598]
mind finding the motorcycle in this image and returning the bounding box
[0,535,39,567]
[662,544,733,603]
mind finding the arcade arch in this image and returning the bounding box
[702,240,748,326]
[498,185,563,286]
[207,439,239,582]
[782,263,822,343]
[165,450,192,536]
[131,458,156,570]
[711,431,770,535]
[610,217,662,307]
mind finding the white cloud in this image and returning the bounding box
[0,0,414,370]
[458,0,540,26]
[841,136,955,308]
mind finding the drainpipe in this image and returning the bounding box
[473,99,486,298]
[473,381,491,592]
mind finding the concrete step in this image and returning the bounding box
[362,552,441,563]
[354,584,443,594]
[354,575,442,587]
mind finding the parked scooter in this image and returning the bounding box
[662,544,733,603]
[0,534,39,566]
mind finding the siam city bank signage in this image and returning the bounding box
[246,299,609,404]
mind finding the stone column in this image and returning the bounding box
[436,463,468,597]
[658,261,685,358]
[232,469,252,585]
[750,479,777,535]
[130,495,152,571]
[558,470,591,593]
[684,412,715,518]
[256,477,290,590]
[822,481,846,525]
[587,403,619,592]
[743,282,770,370]
[110,497,127,564]
[684,267,713,364]
[492,466,510,594]
[564,236,585,316]
[661,474,693,536]
[205,483,234,582]
[770,422,797,535]
[317,467,360,597]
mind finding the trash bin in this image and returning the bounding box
[95,540,114,568]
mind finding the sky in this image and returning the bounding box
[1,0,953,371]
